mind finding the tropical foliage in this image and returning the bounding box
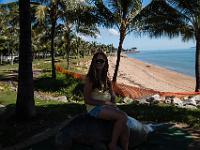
[0,2,19,65]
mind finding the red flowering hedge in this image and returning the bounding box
[55,64,200,99]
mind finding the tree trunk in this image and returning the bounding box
[10,51,14,65]
[43,51,45,58]
[0,52,2,65]
[50,20,56,79]
[16,0,35,119]
[76,47,80,66]
[50,2,59,79]
[195,30,200,91]
[112,26,126,83]
[66,34,70,70]
[76,38,80,66]
[65,29,71,70]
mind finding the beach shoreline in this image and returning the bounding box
[107,55,195,92]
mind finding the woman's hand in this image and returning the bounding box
[111,95,116,103]
[105,101,116,107]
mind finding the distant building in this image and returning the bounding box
[122,47,139,53]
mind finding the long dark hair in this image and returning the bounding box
[87,51,111,91]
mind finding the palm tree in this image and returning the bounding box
[60,0,99,68]
[140,0,200,91]
[92,0,143,82]
[0,2,19,65]
[0,5,6,65]
[35,0,97,76]
[16,0,35,119]
[35,0,63,79]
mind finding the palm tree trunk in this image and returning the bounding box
[66,33,70,70]
[112,27,126,83]
[0,52,2,65]
[50,20,56,79]
[76,46,80,66]
[10,50,13,65]
[16,0,35,119]
[195,30,200,91]
[76,38,80,66]
[50,2,58,80]
[67,45,70,70]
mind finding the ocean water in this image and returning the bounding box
[128,48,195,77]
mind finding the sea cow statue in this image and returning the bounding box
[55,113,154,150]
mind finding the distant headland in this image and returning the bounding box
[122,47,140,54]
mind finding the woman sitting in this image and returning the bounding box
[84,51,130,150]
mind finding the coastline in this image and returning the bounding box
[108,56,195,92]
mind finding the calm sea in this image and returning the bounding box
[128,48,195,77]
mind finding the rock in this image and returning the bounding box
[146,94,162,104]
[0,104,6,115]
[55,114,148,150]
[183,98,197,106]
[0,86,4,91]
[34,91,68,102]
[138,98,150,105]
[10,86,17,92]
[172,97,183,107]
[122,97,133,104]
[164,96,173,104]
[191,95,200,105]
[51,96,68,102]
[182,96,189,100]
[183,105,197,109]
[191,95,200,101]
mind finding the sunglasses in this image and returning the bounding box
[95,59,105,64]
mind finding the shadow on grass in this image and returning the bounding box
[119,103,200,128]
[1,103,199,149]
[0,74,18,82]
[136,127,193,150]
[0,103,86,148]
[24,112,195,150]
[0,70,50,82]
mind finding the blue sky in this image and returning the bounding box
[83,0,195,50]
[0,0,195,50]
[0,0,14,3]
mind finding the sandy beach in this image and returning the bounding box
[107,56,195,92]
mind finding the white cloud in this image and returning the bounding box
[76,33,87,40]
[76,33,101,41]
[96,33,101,39]
[108,29,120,36]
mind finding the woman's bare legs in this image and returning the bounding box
[98,106,129,150]
[119,123,130,150]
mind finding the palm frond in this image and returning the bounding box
[167,0,199,17]
[35,5,47,24]
[77,25,100,38]
[136,0,194,40]
[127,0,142,20]
[92,0,116,27]
[106,0,121,15]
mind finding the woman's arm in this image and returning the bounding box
[108,79,116,103]
[84,78,114,106]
